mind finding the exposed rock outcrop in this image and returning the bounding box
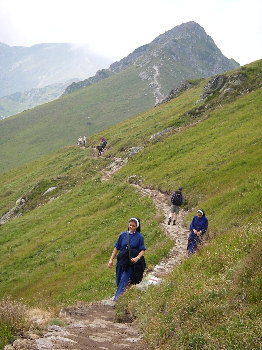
[0,198,26,225]
[128,147,144,158]
[156,80,194,106]
[150,127,174,140]
[200,74,227,99]
[62,69,114,96]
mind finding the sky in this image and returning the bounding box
[0,0,261,66]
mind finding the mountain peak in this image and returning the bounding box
[63,22,239,98]
[153,21,204,42]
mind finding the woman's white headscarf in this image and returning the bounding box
[129,217,139,228]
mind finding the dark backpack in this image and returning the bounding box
[171,190,183,206]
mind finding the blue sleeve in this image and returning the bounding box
[202,217,208,232]
[138,235,146,251]
[190,216,197,231]
[114,232,125,250]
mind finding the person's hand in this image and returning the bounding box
[131,257,139,264]
[108,259,113,268]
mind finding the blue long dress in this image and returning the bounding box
[114,230,146,300]
[187,215,208,255]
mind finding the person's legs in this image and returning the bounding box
[114,266,133,300]
[187,231,198,256]
[168,205,175,224]
[169,205,180,225]
[115,263,122,287]
[173,206,180,225]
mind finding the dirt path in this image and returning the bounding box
[7,158,189,350]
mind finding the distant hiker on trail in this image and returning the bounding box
[97,145,103,157]
[168,187,184,225]
[77,136,82,145]
[101,137,107,150]
[187,209,208,256]
[108,217,146,300]
[83,136,87,147]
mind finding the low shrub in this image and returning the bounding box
[0,297,30,349]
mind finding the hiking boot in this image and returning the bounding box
[173,220,176,225]
[168,218,172,225]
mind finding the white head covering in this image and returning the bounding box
[129,217,139,228]
[197,209,204,216]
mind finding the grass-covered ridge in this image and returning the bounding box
[0,60,261,348]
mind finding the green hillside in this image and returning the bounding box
[0,60,261,349]
[0,65,154,173]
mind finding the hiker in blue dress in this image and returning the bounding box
[108,218,146,300]
[187,209,208,256]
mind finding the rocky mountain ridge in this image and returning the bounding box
[63,21,239,101]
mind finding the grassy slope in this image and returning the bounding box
[113,63,262,348]
[0,146,171,307]
[0,60,261,348]
[0,65,154,173]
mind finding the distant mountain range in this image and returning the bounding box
[0,21,240,172]
[0,80,78,119]
[0,42,112,117]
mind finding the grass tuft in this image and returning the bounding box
[0,297,30,349]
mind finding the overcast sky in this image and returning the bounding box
[0,0,261,66]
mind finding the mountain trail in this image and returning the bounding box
[132,185,189,278]
[151,65,164,105]
[6,157,189,350]
[101,157,128,182]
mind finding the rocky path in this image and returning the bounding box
[6,158,189,350]
[133,185,188,279]
[101,157,128,182]
[7,302,147,350]
[152,65,164,105]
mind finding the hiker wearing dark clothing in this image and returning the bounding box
[168,187,184,225]
[97,145,103,156]
[187,209,208,256]
[108,218,146,300]
[101,138,107,149]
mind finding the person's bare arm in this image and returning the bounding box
[108,247,118,268]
